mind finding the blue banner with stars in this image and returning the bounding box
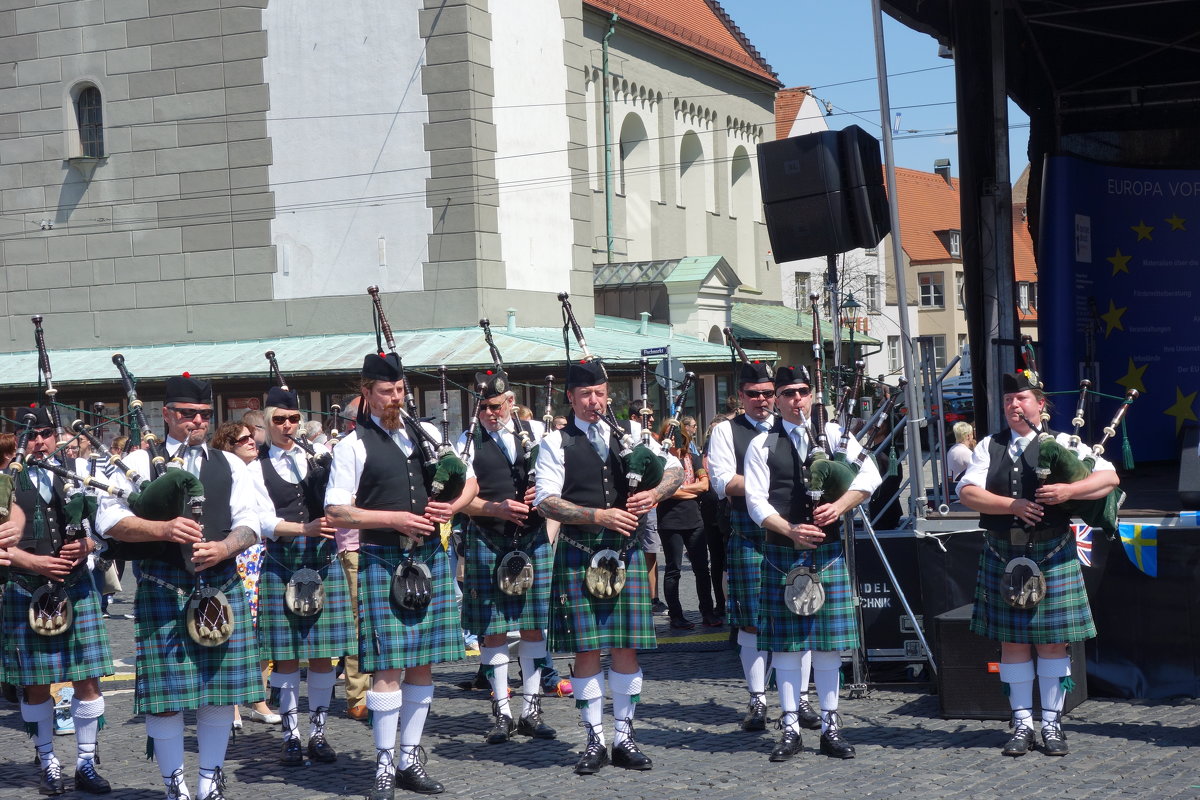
[1041,157,1200,461]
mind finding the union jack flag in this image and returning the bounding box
[1072,523,1093,567]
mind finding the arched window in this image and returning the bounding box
[75,86,104,158]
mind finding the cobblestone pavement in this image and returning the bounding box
[4,594,1200,799]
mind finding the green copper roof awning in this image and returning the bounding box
[0,316,775,390]
[730,302,880,346]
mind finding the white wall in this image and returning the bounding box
[263,1,431,299]
[491,0,574,293]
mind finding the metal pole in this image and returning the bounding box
[870,0,926,519]
[601,14,618,265]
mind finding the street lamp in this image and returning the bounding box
[841,293,862,362]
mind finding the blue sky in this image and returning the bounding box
[720,0,1031,181]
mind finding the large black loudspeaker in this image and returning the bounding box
[757,125,890,262]
[933,604,1087,720]
[1179,426,1200,509]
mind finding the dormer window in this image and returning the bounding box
[948,229,961,258]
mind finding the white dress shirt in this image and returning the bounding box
[744,417,883,527]
[533,415,681,507]
[707,413,774,500]
[324,416,471,509]
[956,429,1114,496]
[247,440,330,540]
[95,436,261,542]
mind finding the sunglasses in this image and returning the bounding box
[30,428,55,439]
[742,390,773,400]
[235,434,256,445]
[272,414,302,425]
[169,407,214,420]
[778,387,812,398]
[480,401,507,412]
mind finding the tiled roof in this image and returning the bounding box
[894,166,961,264]
[585,0,780,86]
[1013,205,1038,321]
[774,87,811,140]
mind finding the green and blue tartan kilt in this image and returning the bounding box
[461,521,551,637]
[1,571,113,686]
[727,509,766,629]
[133,561,264,715]
[970,531,1096,644]
[357,539,463,672]
[548,528,656,654]
[756,540,860,653]
[256,537,353,662]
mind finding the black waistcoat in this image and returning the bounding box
[470,425,532,540]
[764,420,840,539]
[357,418,430,546]
[728,415,762,512]
[13,470,70,563]
[115,449,236,569]
[979,430,1071,533]
[560,417,627,515]
[258,449,321,524]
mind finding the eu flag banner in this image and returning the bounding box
[1072,523,1093,567]
[1040,157,1200,461]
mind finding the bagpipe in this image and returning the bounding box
[661,370,697,456]
[557,292,665,492]
[367,286,467,501]
[803,293,861,505]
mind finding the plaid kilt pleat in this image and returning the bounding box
[358,539,463,671]
[756,540,860,652]
[133,561,264,715]
[256,537,352,661]
[2,572,113,686]
[548,528,656,654]
[726,509,766,629]
[970,531,1096,644]
[461,521,551,637]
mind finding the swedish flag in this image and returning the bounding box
[1118,521,1157,577]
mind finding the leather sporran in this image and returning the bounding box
[186,585,234,647]
[783,566,826,616]
[1002,556,1047,610]
[391,561,433,611]
[285,567,325,617]
[28,583,73,636]
[584,549,626,600]
[497,550,534,596]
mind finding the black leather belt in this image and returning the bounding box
[992,526,1067,545]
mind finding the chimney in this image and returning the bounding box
[506,308,517,334]
[934,158,952,186]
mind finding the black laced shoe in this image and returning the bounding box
[797,699,822,730]
[573,725,609,775]
[1041,716,1069,756]
[741,695,768,732]
[162,768,189,800]
[769,729,803,762]
[516,698,557,739]
[1002,717,1037,756]
[394,747,444,795]
[73,759,112,794]
[485,700,516,744]
[307,733,337,763]
[610,720,653,771]
[366,750,395,800]
[197,767,227,800]
[279,735,304,766]
[38,758,66,796]
[818,711,856,759]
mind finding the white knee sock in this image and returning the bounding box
[797,649,813,698]
[772,651,804,734]
[397,683,433,770]
[518,639,547,717]
[307,669,337,737]
[607,669,643,746]
[271,669,302,741]
[71,696,105,769]
[21,699,56,769]
[195,704,234,798]
[571,672,606,746]
[737,629,769,698]
[1037,657,1072,728]
[811,650,843,732]
[145,713,187,795]
[366,690,403,777]
[998,660,1036,724]
[481,645,512,718]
